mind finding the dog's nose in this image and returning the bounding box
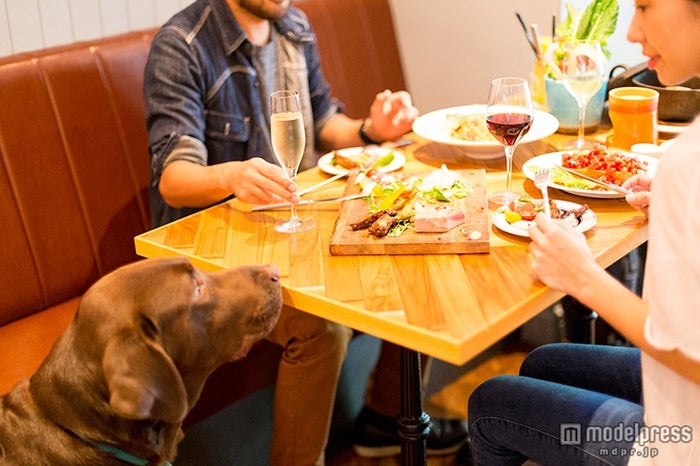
[266,264,281,282]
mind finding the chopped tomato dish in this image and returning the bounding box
[561,146,648,185]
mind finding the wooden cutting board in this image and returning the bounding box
[329,169,490,255]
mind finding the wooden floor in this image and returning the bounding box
[327,344,530,466]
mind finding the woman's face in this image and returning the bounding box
[627,0,700,84]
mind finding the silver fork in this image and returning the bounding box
[534,168,551,217]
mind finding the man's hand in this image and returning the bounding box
[365,89,419,142]
[220,157,299,205]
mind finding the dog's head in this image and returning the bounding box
[73,257,282,424]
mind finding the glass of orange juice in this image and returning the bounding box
[607,87,659,151]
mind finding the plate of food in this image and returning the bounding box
[329,165,491,255]
[411,104,559,159]
[658,121,690,136]
[522,147,658,199]
[317,146,406,175]
[492,197,597,238]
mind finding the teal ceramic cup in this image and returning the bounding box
[545,76,608,134]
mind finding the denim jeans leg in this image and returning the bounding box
[520,343,642,403]
[468,344,644,466]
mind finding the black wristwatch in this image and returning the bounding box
[359,119,382,145]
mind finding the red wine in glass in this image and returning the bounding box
[485,77,534,206]
[486,113,532,146]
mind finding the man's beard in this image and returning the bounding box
[237,0,290,21]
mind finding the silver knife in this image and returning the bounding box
[297,172,349,196]
[251,193,367,211]
[553,164,631,195]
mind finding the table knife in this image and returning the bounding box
[553,164,631,195]
[297,172,348,196]
[251,193,367,211]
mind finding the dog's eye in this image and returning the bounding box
[193,276,204,299]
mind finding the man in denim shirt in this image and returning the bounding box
[145,0,466,464]
[145,0,415,228]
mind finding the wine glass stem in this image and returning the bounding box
[577,102,587,149]
[289,173,299,224]
[504,145,515,197]
[290,202,298,223]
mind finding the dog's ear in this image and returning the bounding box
[102,331,188,424]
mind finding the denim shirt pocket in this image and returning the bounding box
[205,111,250,142]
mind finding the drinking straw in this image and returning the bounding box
[514,11,538,57]
[530,24,543,60]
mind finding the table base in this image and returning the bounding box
[399,347,429,465]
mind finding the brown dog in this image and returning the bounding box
[0,257,282,465]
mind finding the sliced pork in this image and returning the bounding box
[413,204,465,233]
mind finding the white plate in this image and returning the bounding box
[522,151,659,199]
[317,146,406,175]
[658,122,690,136]
[412,104,559,160]
[492,200,597,238]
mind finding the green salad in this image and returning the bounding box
[359,165,474,237]
[543,165,607,191]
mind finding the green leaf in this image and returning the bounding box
[575,0,619,43]
[556,3,579,40]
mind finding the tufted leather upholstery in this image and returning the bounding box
[0,28,283,425]
[0,30,156,393]
[0,0,406,425]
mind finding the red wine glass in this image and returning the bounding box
[485,77,534,206]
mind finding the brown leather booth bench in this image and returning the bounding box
[0,0,406,428]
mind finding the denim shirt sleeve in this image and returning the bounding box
[295,20,343,138]
[305,39,342,136]
[144,28,208,181]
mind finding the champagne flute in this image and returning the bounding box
[270,90,314,233]
[561,40,606,150]
[485,77,534,206]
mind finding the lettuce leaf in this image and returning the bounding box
[556,0,619,57]
[556,3,579,40]
[576,0,619,43]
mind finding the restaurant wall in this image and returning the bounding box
[390,0,644,112]
[0,0,643,115]
[0,0,190,56]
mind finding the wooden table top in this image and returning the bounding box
[134,128,650,365]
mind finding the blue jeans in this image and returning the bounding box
[468,343,644,466]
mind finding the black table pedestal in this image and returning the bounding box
[398,347,429,466]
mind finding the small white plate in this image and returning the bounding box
[317,146,406,176]
[492,200,597,238]
[522,151,659,199]
[658,122,690,136]
[412,104,559,160]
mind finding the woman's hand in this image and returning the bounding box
[622,173,652,218]
[528,213,598,297]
